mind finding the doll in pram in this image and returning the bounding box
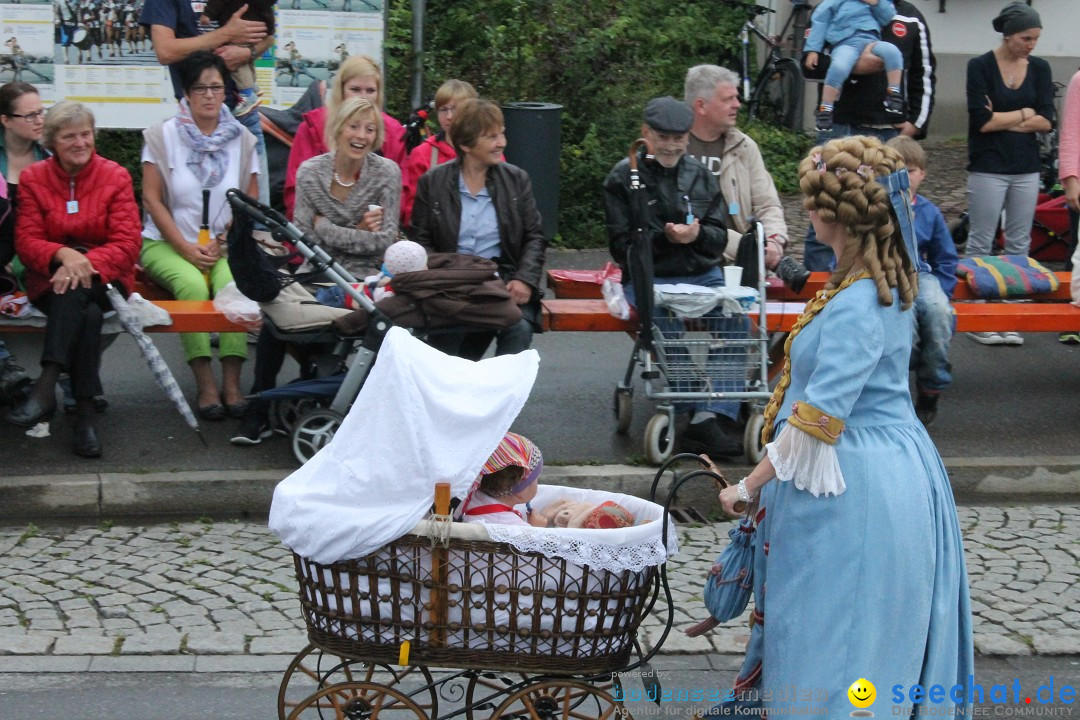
[224,190,522,464]
[266,326,734,719]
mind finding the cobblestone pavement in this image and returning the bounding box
[1,504,1077,661]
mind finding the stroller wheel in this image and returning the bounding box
[744,412,767,465]
[644,413,675,466]
[613,387,633,434]
[291,408,344,464]
[272,397,324,436]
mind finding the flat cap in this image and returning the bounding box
[643,96,694,133]
[992,2,1041,35]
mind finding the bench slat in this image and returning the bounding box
[541,298,1080,334]
[547,270,1075,302]
[0,300,248,334]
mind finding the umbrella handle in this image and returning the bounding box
[628,138,647,170]
[699,454,748,515]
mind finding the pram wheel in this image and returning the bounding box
[278,644,438,720]
[292,408,344,464]
[613,388,633,434]
[273,397,325,436]
[644,412,675,465]
[489,679,623,720]
[285,680,428,719]
[744,411,766,464]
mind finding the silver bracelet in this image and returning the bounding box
[737,478,754,504]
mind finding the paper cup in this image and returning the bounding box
[724,265,743,289]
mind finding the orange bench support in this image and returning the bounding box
[547,270,1075,303]
[541,298,1080,334]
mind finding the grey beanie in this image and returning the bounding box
[992,2,1041,35]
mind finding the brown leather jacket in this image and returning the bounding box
[332,253,522,335]
[408,160,547,294]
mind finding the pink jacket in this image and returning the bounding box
[1059,70,1080,182]
[15,154,141,301]
[401,134,456,227]
[284,106,405,218]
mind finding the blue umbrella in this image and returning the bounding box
[685,515,756,636]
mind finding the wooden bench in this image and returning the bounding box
[547,269,1075,303]
[0,274,248,335]
[541,296,1080,334]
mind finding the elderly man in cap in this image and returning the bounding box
[603,95,746,457]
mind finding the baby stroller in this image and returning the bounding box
[227,191,523,465]
[227,189,393,464]
[612,146,772,465]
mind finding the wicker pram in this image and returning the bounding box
[293,523,655,676]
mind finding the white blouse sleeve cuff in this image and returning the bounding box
[765,422,847,497]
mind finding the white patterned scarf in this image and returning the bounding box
[175,98,243,189]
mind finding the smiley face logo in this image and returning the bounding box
[848,678,876,709]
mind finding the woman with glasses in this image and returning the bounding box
[400,79,477,228]
[0,82,49,406]
[140,51,259,421]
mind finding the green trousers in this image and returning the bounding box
[140,239,248,363]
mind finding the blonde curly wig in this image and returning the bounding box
[798,135,918,309]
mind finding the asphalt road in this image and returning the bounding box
[2,249,1079,477]
[1,655,1078,719]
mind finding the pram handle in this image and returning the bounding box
[226,188,292,231]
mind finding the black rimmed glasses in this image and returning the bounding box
[8,110,45,123]
[190,84,227,96]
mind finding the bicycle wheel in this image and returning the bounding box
[751,58,802,130]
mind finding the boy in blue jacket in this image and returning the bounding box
[887,136,957,426]
[804,0,905,132]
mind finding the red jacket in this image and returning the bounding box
[284,106,405,218]
[15,154,142,301]
[401,134,456,228]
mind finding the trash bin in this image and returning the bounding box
[502,102,563,241]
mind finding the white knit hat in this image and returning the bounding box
[381,240,428,277]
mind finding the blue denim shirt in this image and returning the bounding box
[457,173,500,260]
[913,194,958,298]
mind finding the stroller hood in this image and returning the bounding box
[268,326,539,563]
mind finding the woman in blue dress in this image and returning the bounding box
[716,135,974,715]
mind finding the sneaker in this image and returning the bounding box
[232,92,262,118]
[815,108,834,133]
[883,92,905,117]
[1059,332,1080,345]
[0,359,30,403]
[680,416,743,458]
[915,393,939,427]
[230,415,272,445]
[967,331,1005,345]
[1001,331,1024,346]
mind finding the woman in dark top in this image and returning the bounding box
[965,3,1053,345]
[410,98,546,360]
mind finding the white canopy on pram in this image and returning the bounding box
[269,326,539,564]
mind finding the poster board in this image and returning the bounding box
[0,0,383,128]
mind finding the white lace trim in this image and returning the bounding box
[766,423,846,497]
[482,523,679,574]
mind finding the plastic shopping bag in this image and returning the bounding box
[602,278,631,320]
[213,281,263,329]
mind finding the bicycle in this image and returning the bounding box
[720,0,813,130]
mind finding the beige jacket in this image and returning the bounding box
[689,127,788,263]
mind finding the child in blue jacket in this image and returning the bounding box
[886,136,958,427]
[805,0,905,132]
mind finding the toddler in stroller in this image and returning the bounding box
[315,238,428,308]
[460,431,546,527]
